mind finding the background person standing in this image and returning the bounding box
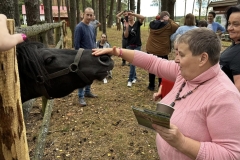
[220,5,240,92]
[207,11,225,36]
[96,33,112,84]
[123,10,145,87]
[74,7,98,107]
[146,11,179,91]
[116,10,128,66]
[90,15,101,42]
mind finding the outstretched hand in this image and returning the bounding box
[0,14,26,52]
[152,123,185,150]
[92,46,119,56]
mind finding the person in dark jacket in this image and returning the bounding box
[146,11,179,91]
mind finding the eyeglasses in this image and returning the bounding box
[101,36,106,38]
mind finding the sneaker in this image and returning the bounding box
[85,92,98,98]
[79,98,87,107]
[132,79,137,83]
[127,81,132,87]
[103,78,108,84]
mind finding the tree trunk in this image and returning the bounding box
[82,0,86,11]
[192,0,195,14]
[24,0,40,26]
[95,0,99,21]
[102,0,106,33]
[197,0,202,20]
[43,0,54,45]
[184,0,187,16]
[69,0,76,48]
[66,0,71,26]
[116,0,121,31]
[161,0,167,12]
[99,0,102,31]
[168,0,175,20]
[76,0,80,23]
[14,0,20,27]
[57,0,61,22]
[0,19,29,160]
[130,0,135,11]
[205,0,211,19]
[0,0,14,19]
[107,0,114,28]
[136,0,140,14]
[92,0,95,12]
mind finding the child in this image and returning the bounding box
[96,33,112,83]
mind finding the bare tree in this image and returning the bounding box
[116,0,121,30]
[197,0,202,20]
[70,0,76,47]
[57,0,61,22]
[95,0,99,20]
[102,0,106,33]
[130,0,135,11]
[66,0,71,26]
[92,0,95,12]
[43,0,54,44]
[76,0,80,23]
[82,0,86,11]
[137,0,140,14]
[14,0,21,26]
[24,0,40,26]
[0,0,14,18]
[107,0,114,28]
[168,0,175,20]
[192,0,196,14]
[205,0,211,19]
[161,0,167,12]
[99,0,102,31]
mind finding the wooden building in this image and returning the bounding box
[22,5,70,26]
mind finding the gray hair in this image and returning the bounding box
[178,28,221,65]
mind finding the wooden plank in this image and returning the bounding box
[0,19,29,160]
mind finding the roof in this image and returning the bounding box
[208,0,238,7]
[22,5,68,17]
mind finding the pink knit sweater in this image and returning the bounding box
[132,50,240,160]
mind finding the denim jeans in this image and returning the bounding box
[126,45,141,82]
[78,85,91,98]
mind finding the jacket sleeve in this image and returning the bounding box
[170,27,181,42]
[217,23,226,33]
[169,19,179,34]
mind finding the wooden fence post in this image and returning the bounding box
[0,20,29,159]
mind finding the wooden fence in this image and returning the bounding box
[0,20,67,160]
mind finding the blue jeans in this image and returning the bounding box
[126,45,141,82]
[78,85,91,98]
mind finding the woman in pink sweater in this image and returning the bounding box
[92,28,240,159]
